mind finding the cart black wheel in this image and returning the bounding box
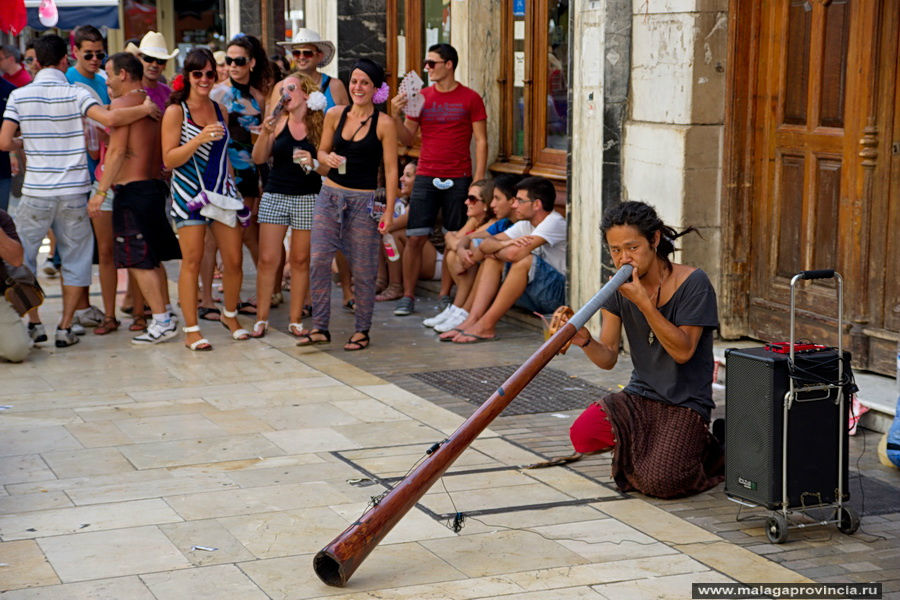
[766,513,789,544]
[837,506,860,535]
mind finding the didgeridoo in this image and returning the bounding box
[313,264,635,586]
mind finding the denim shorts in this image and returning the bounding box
[89,180,114,212]
[16,194,93,287]
[514,254,566,315]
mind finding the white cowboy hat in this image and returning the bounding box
[136,31,179,60]
[276,28,335,67]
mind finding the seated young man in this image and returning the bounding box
[444,175,566,343]
[566,200,723,499]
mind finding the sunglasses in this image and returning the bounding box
[224,56,249,66]
[189,70,217,80]
[24,56,35,64]
[82,51,106,61]
[284,83,297,92]
[465,195,483,203]
[140,54,167,66]
[292,49,318,58]
[423,59,446,69]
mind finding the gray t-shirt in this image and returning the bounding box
[602,268,719,421]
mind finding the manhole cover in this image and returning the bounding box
[411,366,608,415]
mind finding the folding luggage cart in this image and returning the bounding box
[724,270,860,544]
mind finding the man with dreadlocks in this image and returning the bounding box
[565,200,724,498]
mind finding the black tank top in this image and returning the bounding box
[264,123,322,196]
[328,106,382,190]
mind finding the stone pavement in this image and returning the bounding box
[0,267,896,599]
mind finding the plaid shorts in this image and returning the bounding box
[258,192,316,230]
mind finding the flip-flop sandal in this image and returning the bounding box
[129,315,147,332]
[296,329,331,346]
[344,331,370,351]
[93,316,120,335]
[342,299,356,312]
[452,332,498,344]
[439,328,463,342]
[198,306,221,321]
[237,301,258,315]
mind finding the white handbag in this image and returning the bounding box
[192,158,243,227]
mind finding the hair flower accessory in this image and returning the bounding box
[372,82,390,105]
[171,74,184,92]
[306,91,327,112]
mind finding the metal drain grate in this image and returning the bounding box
[410,365,608,415]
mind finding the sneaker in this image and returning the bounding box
[423,305,454,328]
[70,323,86,336]
[132,319,178,345]
[434,308,469,333]
[55,327,80,348]
[28,322,48,343]
[168,312,180,327]
[393,296,415,316]
[41,258,59,278]
[436,295,452,313]
[73,305,105,327]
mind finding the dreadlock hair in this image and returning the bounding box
[600,200,700,268]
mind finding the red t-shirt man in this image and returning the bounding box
[409,83,487,178]
[3,67,31,88]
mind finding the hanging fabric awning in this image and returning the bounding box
[24,0,120,31]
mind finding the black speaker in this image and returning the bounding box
[724,347,850,509]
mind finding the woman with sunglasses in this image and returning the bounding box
[425,180,496,332]
[210,35,272,293]
[298,59,398,351]
[162,48,250,351]
[249,73,327,338]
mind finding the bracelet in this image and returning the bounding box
[96,189,108,198]
[578,337,591,348]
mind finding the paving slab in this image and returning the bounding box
[2,276,881,598]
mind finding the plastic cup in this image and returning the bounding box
[337,157,347,175]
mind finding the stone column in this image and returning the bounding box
[450,1,501,169]
[622,0,728,287]
[304,0,339,79]
[337,0,386,82]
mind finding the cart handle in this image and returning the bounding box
[797,269,835,280]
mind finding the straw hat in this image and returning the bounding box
[135,31,179,60]
[276,28,335,67]
[213,50,226,66]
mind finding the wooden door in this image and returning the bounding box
[741,0,898,373]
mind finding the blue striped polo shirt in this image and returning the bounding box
[2,68,100,197]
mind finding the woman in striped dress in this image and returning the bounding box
[161,48,250,351]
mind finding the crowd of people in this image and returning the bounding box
[0,28,569,360]
[0,25,729,504]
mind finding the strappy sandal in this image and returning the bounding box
[287,322,305,337]
[94,315,120,335]
[237,300,257,315]
[342,299,355,312]
[250,320,268,338]
[375,283,403,302]
[301,305,313,319]
[344,331,370,351]
[183,325,212,351]
[221,308,251,340]
[296,329,330,346]
[129,315,147,332]
[198,306,221,321]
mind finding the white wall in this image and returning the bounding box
[623,0,727,282]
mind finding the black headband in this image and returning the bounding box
[352,58,384,88]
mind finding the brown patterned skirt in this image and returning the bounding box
[600,391,724,499]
